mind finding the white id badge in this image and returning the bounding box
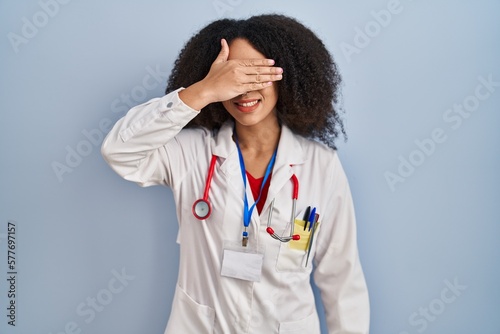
[221,241,264,282]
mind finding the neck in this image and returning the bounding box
[234,120,281,154]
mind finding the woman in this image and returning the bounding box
[102,14,369,334]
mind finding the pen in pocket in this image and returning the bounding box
[305,213,320,266]
[302,206,310,230]
[306,207,316,231]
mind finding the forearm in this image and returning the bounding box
[313,158,370,333]
[315,253,370,334]
[101,88,199,186]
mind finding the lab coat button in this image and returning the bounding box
[166,102,173,108]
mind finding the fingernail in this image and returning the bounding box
[268,59,275,65]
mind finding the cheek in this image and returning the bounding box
[261,84,279,104]
[222,100,232,112]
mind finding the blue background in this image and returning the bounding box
[1,0,499,333]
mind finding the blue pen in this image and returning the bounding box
[307,207,316,231]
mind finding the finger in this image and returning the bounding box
[214,38,229,64]
[242,66,283,75]
[245,81,275,91]
[239,59,276,67]
[249,74,283,83]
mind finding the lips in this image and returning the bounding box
[234,99,261,113]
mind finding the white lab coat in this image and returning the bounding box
[101,89,370,334]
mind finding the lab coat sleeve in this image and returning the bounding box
[101,88,202,188]
[313,154,370,334]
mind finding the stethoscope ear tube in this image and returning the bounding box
[266,197,301,242]
[266,226,300,242]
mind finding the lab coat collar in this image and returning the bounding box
[210,120,306,166]
[211,120,306,215]
[267,124,306,210]
[211,121,236,159]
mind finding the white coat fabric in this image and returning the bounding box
[101,88,370,334]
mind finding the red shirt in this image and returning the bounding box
[246,172,271,214]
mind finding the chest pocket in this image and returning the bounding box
[275,218,321,272]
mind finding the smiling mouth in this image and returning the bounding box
[234,99,261,112]
[237,100,259,107]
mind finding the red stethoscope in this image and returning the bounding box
[192,155,301,242]
[266,174,301,242]
[192,155,217,220]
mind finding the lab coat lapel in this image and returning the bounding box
[211,121,236,161]
[211,123,306,219]
[263,125,306,214]
[211,122,247,201]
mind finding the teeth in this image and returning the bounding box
[238,100,259,107]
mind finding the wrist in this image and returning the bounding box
[179,81,215,111]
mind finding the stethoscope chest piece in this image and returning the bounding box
[193,199,212,220]
[192,155,217,221]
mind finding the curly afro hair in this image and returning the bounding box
[166,14,345,149]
